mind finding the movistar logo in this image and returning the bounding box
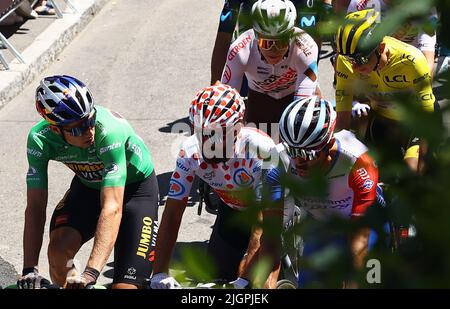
[220,11,232,22]
[300,16,316,28]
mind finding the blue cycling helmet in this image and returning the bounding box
[35,75,94,125]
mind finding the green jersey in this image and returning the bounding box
[26,105,154,190]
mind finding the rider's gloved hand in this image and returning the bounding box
[17,267,51,289]
[351,101,371,118]
[65,267,99,289]
[150,272,180,289]
[229,277,250,289]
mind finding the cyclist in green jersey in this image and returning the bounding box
[18,75,159,289]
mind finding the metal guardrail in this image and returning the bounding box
[0,0,78,70]
[0,0,27,69]
[0,1,26,21]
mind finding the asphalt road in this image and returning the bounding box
[0,0,341,287]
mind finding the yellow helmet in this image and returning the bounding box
[335,9,381,57]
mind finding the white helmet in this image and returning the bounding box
[251,0,297,38]
[279,96,336,159]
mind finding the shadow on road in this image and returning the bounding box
[158,117,191,135]
[0,21,28,39]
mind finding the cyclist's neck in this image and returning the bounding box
[376,46,390,72]
[325,139,338,169]
[260,48,289,65]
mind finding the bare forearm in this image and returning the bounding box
[238,226,262,278]
[258,208,283,288]
[87,187,124,271]
[153,205,185,274]
[418,139,428,174]
[260,235,282,289]
[23,206,46,268]
[336,111,351,131]
[23,189,48,269]
[350,228,370,270]
[87,205,122,271]
[211,32,232,84]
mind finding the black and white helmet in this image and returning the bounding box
[279,96,336,158]
[251,0,297,38]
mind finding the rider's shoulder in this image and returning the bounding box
[240,127,275,145]
[236,127,276,160]
[234,29,255,44]
[95,105,128,125]
[228,30,254,61]
[178,135,201,158]
[334,130,368,158]
[274,143,291,168]
[28,120,59,147]
[336,55,354,73]
[29,120,51,137]
[384,37,429,71]
[93,106,131,139]
[292,27,318,54]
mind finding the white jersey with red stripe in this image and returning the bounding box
[347,0,437,52]
[221,28,318,100]
[267,130,378,220]
[168,127,276,210]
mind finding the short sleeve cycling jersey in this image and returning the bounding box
[266,130,378,219]
[168,127,276,210]
[221,28,318,99]
[346,0,437,52]
[26,105,154,190]
[335,36,435,121]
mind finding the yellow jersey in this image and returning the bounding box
[335,36,435,121]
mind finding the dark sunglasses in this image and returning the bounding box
[345,48,378,66]
[284,143,327,161]
[60,112,96,137]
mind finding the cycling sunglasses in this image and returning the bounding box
[345,50,375,66]
[284,143,327,161]
[257,37,290,51]
[60,112,96,137]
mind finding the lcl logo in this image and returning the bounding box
[385,75,410,83]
